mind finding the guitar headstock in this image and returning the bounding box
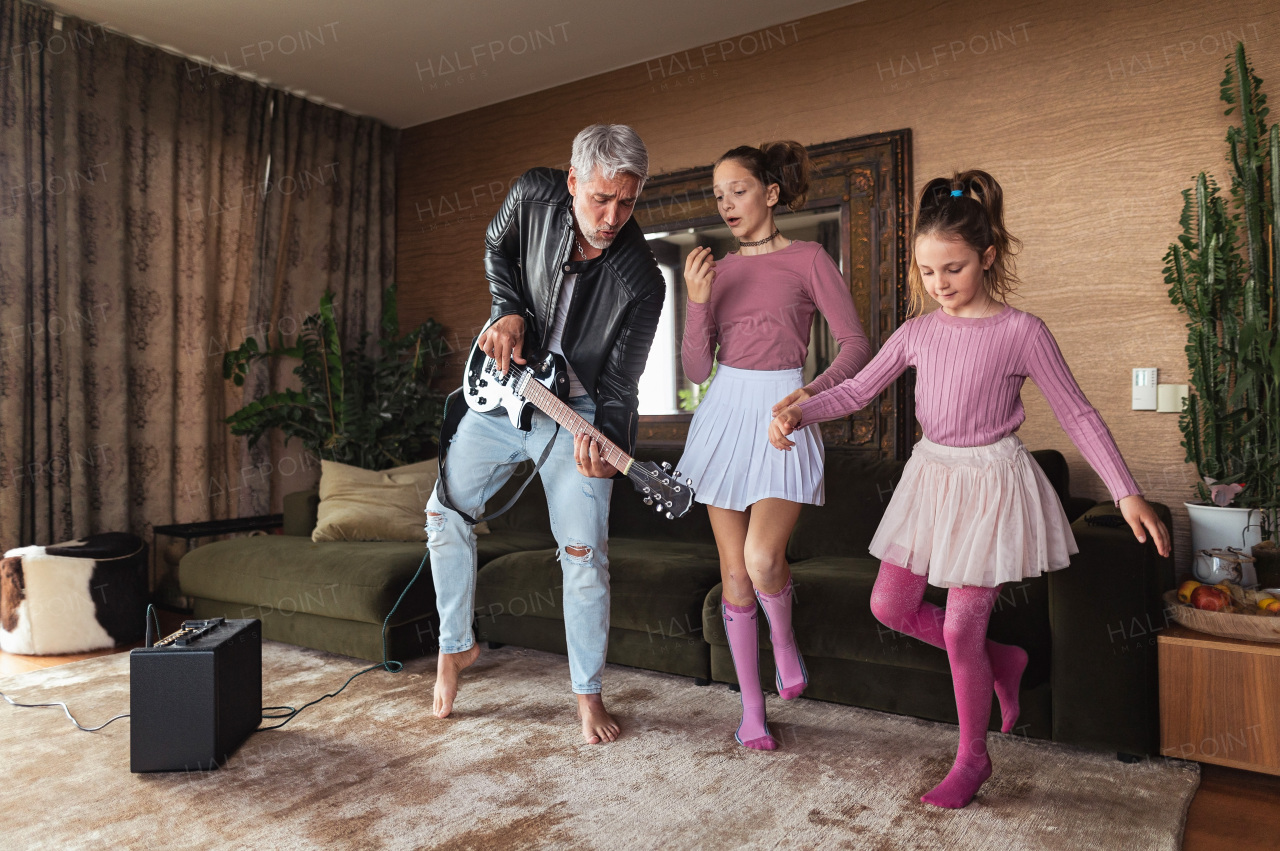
[628,461,695,519]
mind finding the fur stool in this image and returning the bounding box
[1,533,148,655]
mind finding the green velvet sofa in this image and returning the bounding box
[178,445,1174,758]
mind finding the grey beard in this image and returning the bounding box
[583,226,615,250]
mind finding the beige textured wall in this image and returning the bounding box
[397,0,1280,568]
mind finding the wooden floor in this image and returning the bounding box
[2,634,1278,849]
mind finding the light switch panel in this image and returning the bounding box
[1132,368,1157,410]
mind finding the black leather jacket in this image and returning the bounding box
[485,167,665,454]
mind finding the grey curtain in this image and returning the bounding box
[0,2,397,598]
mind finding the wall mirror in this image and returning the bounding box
[632,130,915,460]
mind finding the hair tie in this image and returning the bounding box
[950,190,964,197]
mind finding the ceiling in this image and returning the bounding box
[44,0,864,128]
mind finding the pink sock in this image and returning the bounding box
[756,579,808,700]
[920,585,1001,808]
[721,601,777,750]
[870,562,1027,733]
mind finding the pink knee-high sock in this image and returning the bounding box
[756,579,808,700]
[922,585,1001,808]
[721,601,777,751]
[870,561,1027,734]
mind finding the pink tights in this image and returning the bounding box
[869,561,1029,809]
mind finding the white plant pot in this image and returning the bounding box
[1185,501,1263,556]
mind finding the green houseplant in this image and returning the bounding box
[223,284,448,471]
[1165,43,1280,552]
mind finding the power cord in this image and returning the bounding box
[1,554,430,734]
[0,602,161,732]
[0,689,130,732]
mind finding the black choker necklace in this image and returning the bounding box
[738,228,780,247]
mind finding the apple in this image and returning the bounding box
[1178,580,1203,604]
[1190,586,1229,612]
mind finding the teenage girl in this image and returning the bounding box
[769,170,1170,806]
[678,142,872,750]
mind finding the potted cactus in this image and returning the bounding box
[1165,43,1280,559]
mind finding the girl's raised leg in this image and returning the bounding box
[869,561,1027,733]
[710,506,777,750]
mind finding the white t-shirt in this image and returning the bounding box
[545,273,586,397]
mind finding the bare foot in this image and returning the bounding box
[433,644,480,718]
[577,693,620,744]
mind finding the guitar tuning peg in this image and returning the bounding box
[673,470,681,479]
[665,512,674,520]
[643,498,653,506]
[685,478,692,486]
[661,462,672,470]
[655,503,663,513]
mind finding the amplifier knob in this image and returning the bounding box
[478,397,487,405]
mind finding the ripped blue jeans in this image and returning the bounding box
[425,395,613,694]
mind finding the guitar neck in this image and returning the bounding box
[521,378,635,476]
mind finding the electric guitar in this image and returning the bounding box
[463,321,695,519]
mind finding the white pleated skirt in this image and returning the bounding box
[677,364,824,512]
[870,435,1079,588]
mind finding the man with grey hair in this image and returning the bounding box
[426,124,665,744]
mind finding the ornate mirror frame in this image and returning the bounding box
[633,129,915,460]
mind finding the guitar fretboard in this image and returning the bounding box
[519,375,635,476]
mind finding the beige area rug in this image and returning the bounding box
[0,642,1197,850]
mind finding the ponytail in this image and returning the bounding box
[715,141,813,212]
[907,169,1022,316]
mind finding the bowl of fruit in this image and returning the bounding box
[1164,580,1280,643]
[1167,580,1280,639]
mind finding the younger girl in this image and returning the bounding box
[769,170,1170,806]
[679,142,871,750]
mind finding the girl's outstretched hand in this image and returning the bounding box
[1118,495,1172,557]
[684,246,716,304]
[769,406,804,450]
[771,387,812,416]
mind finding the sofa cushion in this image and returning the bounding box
[702,557,1051,689]
[179,535,434,626]
[474,538,722,635]
[313,459,440,542]
[786,451,905,563]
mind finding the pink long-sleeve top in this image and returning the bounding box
[796,305,1142,503]
[681,241,872,393]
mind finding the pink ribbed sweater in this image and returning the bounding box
[796,305,1142,503]
[681,241,872,392]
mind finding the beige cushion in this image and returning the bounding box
[312,459,488,542]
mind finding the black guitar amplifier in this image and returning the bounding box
[130,618,261,773]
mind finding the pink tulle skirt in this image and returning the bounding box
[870,435,1078,588]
